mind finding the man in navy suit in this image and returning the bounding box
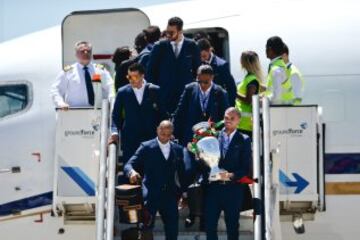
[197,38,237,106]
[139,25,161,69]
[204,107,252,240]
[146,16,201,116]
[124,120,186,240]
[173,65,230,146]
[109,63,163,165]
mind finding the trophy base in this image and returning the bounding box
[208,167,227,182]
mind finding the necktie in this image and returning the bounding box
[83,66,95,106]
[222,134,230,157]
[200,90,209,113]
[174,42,179,58]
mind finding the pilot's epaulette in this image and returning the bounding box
[95,63,105,70]
[63,65,73,72]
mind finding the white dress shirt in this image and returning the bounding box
[157,137,171,160]
[204,52,214,64]
[171,34,185,57]
[132,80,147,104]
[50,62,114,107]
[268,56,287,104]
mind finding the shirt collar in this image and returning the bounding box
[222,128,237,141]
[132,79,147,91]
[157,137,170,147]
[199,82,213,95]
[207,52,214,64]
[77,62,93,69]
[171,34,185,46]
[270,56,282,64]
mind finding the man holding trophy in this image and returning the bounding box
[191,107,252,240]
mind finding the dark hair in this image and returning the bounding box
[193,31,211,42]
[144,25,161,44]
[266,36,285,56]
[161,30,168,39]
[112,46,131,65]
[168,17,183,31]
[197,64,214,75]
[283,43,289,55]
[128,62,145,75]
[197,38,212,51]
[134,32,147,53]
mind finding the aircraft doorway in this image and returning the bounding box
[184,27,230,64]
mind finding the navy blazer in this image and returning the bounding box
[209,55,237,106]
[112,83,164,162]
[146,38,201,115]
[218,130,252,181]
[124,139,186,212]
[138,44,153,70]
[173,82,230,146]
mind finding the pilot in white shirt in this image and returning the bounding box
[50,41,114,109]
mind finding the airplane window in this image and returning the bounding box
[0,84,29,118]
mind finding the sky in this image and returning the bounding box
[0,0,182,43]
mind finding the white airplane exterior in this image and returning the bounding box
[0,0,359,239]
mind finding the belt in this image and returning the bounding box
[210,180,233,185]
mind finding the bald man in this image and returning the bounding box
[124,120,187,240]
[204,107,252,240]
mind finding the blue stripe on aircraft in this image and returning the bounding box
[0,191,52,216]
[61,167,95,196]
[325,153,360,174]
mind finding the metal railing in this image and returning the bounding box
[252,95,263,240]
[96,100,109,240]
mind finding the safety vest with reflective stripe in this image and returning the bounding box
[235,73,258,131]
[265,57,294,104]
[287,63,304,105]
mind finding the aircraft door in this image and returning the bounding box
[62,8,151,74]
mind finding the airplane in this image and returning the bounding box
[0,0,359,239]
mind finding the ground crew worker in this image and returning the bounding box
[50,41,114,109]
[282,43,304,104]
[236,51,263,138]
[203,107,252,240]
[265,36,292,104]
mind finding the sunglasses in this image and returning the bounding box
[78,49,92,54]
[166,30,177,36]
[127,74,142,81]
[197,79,210,85]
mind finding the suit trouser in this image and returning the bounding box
[205,183,245,240]
[146,191,179,240]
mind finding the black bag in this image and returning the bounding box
[116,184,143,224]
[121,227,153,240]
[241,184,253,211]
[187,183,204,217]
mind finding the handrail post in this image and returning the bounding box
[262,97,272,240]
[252,95,263,240]
[96,100,109,240]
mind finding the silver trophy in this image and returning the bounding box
[192,122,226,181]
